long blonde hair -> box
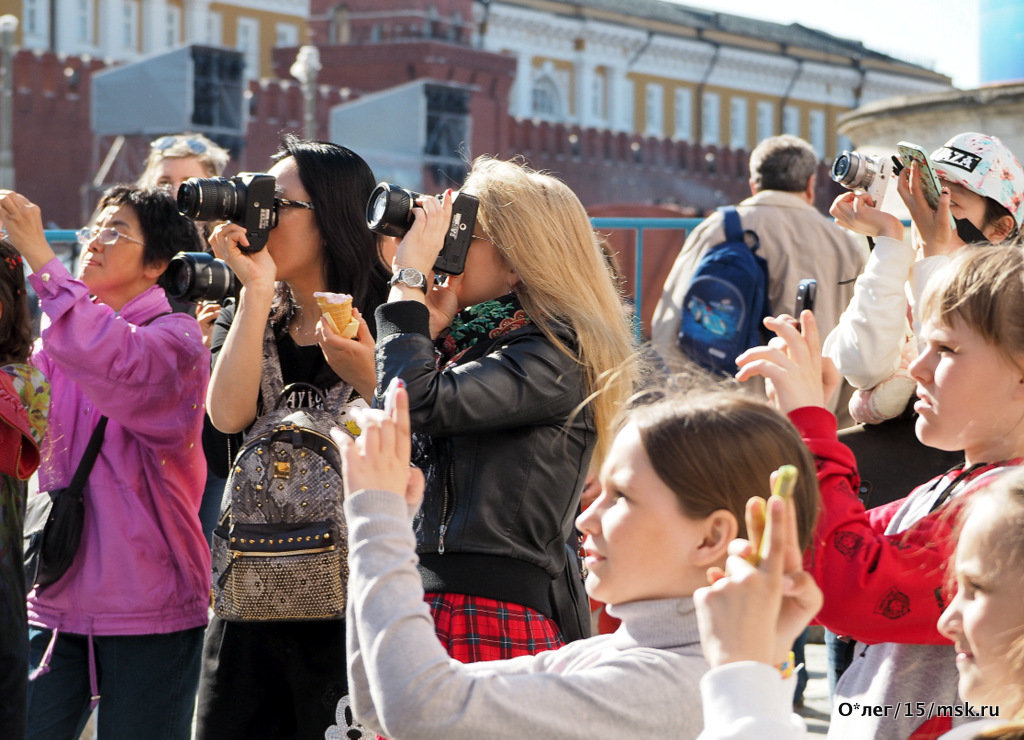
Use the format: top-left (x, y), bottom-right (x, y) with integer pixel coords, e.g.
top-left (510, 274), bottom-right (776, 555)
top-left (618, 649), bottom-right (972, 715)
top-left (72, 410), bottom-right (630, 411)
top-left (462, 156), bottom-right (636, 461)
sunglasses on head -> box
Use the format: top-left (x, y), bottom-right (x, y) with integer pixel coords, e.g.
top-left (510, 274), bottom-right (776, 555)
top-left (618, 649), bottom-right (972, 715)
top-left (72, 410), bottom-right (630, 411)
top-left (151, 136), bottom-right (209, 155)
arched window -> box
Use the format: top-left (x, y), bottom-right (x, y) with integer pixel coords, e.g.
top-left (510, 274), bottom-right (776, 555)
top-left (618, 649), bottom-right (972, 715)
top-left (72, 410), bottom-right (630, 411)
top-left (531, 75), bottom-right (562, 119)
top-left (330, 5), bottom-right (350, 45)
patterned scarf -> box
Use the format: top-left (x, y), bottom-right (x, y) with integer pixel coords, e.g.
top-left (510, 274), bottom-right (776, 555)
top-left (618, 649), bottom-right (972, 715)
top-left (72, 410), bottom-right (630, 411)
top-left (436, 293), bottom-right (532, 368)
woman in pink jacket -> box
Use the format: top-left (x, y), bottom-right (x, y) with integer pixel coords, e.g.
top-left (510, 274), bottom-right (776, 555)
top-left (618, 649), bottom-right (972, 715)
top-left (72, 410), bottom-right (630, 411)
top-left (0, 185), bottom-right (211, 740)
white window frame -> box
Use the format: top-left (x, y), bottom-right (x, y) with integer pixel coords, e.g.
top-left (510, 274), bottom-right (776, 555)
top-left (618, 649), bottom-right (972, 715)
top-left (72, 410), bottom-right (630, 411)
top-left (590, 73), bottom-right (604, 122)
top-left (207, 11), bottom-right (223, 46)
top-left (236, 17), bottom-right (260, 79)
top-left (165, 5), bottom-right (181, 47)
top-left (809, 110), bottom-right (826, 157)
top-left (645, 83), bottom-right (664, 137)
top-left (275, 22), bottom-right (298, 48)
top-left (530, 74), bottom-right (562, 120)
top-left (122, 0), bottom-right (139, 51)
top-left (783, 105), bottom-right (800, 137)
top-left (756, 100), bottom-right (774, 143)
top-left (674, 88), bottom-right (692, 141)
top-left (701, 91), bottom-right (720, 146)
top-left (730, 97), bottom-right (747, 150)
top-left (76, 0), bottom-right (92, 44)
top-left (23, 0), bottom-right (48, 45)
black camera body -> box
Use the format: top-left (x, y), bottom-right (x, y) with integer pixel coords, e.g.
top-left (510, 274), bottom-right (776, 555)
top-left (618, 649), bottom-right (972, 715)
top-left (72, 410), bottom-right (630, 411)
top-left (177, 173), bottom-right (278, 253)
top-left (365, 182), bottom-right (479, 276)
top-left (164, 251), bottom-right (240, 303)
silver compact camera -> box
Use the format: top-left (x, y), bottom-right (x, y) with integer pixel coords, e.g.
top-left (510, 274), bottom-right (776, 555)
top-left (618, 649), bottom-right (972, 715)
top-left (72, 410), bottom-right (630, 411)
top-left (830, 151), bottom-right (897, 205)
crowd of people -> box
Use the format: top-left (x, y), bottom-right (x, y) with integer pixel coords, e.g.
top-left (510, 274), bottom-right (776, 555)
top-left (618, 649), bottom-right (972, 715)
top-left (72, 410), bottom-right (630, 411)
top-left (1, 127), bottom-right (1024, 740)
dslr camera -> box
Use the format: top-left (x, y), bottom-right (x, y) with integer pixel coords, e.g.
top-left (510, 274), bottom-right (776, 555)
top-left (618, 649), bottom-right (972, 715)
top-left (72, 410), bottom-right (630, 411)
top-left (177, 173), bottom-right (277, 254)
top-left (830, 151), bottom-right (899, 205)
top-left (366, 182), bottom-right (479, 275)
top-left (164, 251), bottom-right (240, 303)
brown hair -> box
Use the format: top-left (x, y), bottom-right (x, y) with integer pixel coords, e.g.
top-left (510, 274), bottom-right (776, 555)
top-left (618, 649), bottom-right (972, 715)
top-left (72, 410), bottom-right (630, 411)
top-left (920, 245), bottom-right (1024, 368)
top-left (629, 390), bottom-right (819, 550)
top-left (0, 239), bottom-right (32, 365)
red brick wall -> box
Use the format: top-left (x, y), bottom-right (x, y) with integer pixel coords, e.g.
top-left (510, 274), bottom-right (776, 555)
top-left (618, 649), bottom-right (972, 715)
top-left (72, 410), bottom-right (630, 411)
top-left (9, 50), bottom-right (107, 228)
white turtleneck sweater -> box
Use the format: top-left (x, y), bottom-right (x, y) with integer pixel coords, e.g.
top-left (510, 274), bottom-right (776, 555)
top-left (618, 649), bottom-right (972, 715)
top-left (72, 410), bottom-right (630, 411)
top-left (342, 488), bottom-right (708, 740)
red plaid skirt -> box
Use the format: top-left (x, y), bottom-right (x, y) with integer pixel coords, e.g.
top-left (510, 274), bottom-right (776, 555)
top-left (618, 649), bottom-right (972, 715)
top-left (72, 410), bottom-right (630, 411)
top-left (426, 592), bottom-right (565, 662)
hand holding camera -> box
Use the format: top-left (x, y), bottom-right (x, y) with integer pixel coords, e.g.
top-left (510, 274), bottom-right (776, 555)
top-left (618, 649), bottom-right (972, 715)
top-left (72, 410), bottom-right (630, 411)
top-left (205, 220), bottom-right (277, 301)
top-left (168, 173), bottom-right (287, 302)
top-left (829, 190), bottom-right (905, 241)
top-left (366, 182), bottom-right (479, 277)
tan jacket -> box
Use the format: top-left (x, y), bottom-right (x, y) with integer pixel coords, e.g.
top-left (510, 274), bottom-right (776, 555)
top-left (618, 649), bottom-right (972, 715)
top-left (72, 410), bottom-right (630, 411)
top-left (651, 189), bottom-right (868, 421)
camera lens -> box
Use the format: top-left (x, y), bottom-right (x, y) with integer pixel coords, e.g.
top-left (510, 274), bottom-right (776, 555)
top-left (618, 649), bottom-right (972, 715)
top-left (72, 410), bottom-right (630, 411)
top-left (831, 153), bottom-right (852, 181)
top-left (366, 183), bottom-right (421, 238)
top-left (177, 177), bottom-right (240, 222)
top-left (830, 151), bottom-right (878, 192)
top-left (165, 251), bottom-right (239, 303)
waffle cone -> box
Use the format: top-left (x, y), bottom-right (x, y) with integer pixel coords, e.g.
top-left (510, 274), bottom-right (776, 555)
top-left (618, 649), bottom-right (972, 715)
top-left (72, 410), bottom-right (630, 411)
top-left (314, 292), bottom-right (355, 338)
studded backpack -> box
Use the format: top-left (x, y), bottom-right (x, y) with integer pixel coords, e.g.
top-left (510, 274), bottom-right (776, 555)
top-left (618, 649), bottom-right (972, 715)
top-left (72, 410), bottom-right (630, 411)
top-left (210, 325), bottom-right (365, 621)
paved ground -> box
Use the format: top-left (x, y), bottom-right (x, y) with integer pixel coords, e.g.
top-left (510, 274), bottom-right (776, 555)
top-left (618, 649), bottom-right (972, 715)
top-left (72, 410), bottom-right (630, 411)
top-left (800, 638), bottom-right (833, 736)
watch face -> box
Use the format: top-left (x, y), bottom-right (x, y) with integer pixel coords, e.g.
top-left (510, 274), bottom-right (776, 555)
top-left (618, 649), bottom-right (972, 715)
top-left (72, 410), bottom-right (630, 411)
top-left (401, 268), bottom-right (424, 287)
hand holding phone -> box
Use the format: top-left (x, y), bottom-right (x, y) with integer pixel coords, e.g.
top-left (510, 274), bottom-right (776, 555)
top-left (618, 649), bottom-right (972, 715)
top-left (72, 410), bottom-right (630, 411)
top-left (794, 278), bottom-right (817, 317)
top-left (896, 142), bottom-right (944, 211)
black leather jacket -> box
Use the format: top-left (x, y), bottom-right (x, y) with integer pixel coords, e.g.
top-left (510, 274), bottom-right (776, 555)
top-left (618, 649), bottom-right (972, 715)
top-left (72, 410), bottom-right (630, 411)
top-left (374, 301), bottom-right (594, 617)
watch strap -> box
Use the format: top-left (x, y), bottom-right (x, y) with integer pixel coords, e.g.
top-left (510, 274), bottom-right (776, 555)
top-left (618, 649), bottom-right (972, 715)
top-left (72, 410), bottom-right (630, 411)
top-left (390, 267), bottom-right (428, 294)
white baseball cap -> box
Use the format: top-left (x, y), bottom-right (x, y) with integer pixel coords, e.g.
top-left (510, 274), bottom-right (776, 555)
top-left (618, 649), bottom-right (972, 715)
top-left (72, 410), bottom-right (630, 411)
top-left (931, 132), bottom-right (1024, 228)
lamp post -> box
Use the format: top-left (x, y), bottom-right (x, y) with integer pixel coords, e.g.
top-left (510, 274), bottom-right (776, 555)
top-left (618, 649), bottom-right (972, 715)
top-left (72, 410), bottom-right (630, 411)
top-left (289, 45), bottom-right (321, 141)
top-left (0, 14), bottom-right (18, 190)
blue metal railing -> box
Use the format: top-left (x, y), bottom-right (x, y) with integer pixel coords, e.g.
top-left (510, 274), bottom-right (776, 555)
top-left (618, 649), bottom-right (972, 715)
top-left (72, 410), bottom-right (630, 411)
top-left (42, 221), bottom-right (698, 344)
top-left (590, 217), bottom-right (703, 343)
top-left (46, 216), bottom-right (897, 346)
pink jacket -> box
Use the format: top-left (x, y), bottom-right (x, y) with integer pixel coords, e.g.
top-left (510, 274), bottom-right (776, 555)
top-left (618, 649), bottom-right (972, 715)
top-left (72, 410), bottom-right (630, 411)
top-left (26, 258), bottom-right (210, 636)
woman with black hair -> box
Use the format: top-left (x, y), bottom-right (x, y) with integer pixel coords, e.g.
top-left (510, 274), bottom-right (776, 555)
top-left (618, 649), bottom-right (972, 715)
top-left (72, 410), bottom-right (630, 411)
top-left (0, 185), bottom-right (210, 739)
top-left (195, 136), bottom-right (388, 739)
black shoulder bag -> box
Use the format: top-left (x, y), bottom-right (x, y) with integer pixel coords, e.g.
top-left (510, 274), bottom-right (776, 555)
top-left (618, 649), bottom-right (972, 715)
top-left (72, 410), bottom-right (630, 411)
top-left (23, 416), bottom-right (108, 589)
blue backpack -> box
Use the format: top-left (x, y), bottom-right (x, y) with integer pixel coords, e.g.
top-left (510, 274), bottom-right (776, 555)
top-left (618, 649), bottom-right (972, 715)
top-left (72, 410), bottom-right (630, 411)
top-left (676, 206), bottom-right (769, 375)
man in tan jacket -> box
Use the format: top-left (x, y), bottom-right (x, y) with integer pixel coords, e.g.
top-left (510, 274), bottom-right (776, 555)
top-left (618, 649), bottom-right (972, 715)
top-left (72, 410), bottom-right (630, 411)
top-left (651, 134), bottom-right (868, 424)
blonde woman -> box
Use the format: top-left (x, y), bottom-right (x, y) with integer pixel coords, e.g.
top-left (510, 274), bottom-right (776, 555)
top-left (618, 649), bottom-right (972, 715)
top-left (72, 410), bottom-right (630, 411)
top-left (373, 156), bottom-right (635, 660)
top-left (136, 133), bottom-right (230, 193)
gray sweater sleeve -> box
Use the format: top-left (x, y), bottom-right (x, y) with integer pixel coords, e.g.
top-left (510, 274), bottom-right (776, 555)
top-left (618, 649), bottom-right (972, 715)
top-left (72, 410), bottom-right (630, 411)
top-left (345, 488), bottom-right (707, 740)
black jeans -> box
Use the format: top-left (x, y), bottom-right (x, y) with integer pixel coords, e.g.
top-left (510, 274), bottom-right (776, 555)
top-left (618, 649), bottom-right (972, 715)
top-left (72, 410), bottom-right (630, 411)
top-left (195, 616), bottom-right (348, 740)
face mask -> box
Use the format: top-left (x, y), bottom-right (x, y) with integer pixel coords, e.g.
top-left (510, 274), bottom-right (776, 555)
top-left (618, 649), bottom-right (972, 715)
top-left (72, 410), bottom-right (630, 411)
top-left (954, 216), bottom-right (988, 245)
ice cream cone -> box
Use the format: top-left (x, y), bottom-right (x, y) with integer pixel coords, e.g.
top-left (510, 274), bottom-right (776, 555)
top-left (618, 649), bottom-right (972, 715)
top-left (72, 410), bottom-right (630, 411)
top-left (314, 292), bottom-right (358, 339)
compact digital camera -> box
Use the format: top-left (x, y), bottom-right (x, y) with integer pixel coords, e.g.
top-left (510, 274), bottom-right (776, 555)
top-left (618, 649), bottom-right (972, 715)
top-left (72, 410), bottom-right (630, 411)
top-left (365, 182), bottom-right (479, 275)
top-left (164, 251), bottom-right (240, 303)
top-left (830, 151), bottom-right (898, 205)
top-left (177, 173), bottom-right (278, 253)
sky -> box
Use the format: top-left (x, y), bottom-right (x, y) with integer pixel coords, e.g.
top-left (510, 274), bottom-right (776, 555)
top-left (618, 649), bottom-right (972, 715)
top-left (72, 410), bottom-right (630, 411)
top-left (669, 0), bottom-right (981, 89)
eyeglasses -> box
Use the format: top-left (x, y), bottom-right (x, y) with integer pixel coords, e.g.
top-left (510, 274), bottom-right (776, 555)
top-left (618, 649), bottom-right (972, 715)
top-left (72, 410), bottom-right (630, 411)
top-left (150, 135), bottom-right (209, 155)
top-left (275, 197), bottom-right (315, 211)
top-left (76, 227), bottom-right (144, 246)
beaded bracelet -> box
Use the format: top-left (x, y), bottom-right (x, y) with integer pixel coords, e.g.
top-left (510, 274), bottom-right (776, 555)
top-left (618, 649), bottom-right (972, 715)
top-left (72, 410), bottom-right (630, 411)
top-left (776, 650), bottom-right (797, 680)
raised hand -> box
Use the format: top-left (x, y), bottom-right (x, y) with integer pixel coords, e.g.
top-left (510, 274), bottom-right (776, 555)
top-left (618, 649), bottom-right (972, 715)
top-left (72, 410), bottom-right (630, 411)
top-left (735, 310), bottom-right (840, 415)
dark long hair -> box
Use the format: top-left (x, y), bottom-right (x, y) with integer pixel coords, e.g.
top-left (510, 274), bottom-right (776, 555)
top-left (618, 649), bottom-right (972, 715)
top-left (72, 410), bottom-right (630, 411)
top-left (0, 239), bottom-right (32, 365)
top-left (269, 135), bottom-right (390, 330)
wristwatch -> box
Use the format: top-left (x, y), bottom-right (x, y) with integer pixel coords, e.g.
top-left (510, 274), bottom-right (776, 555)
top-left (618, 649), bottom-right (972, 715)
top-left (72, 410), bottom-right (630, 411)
top-left (389, 266), bottom-right (428, 294)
